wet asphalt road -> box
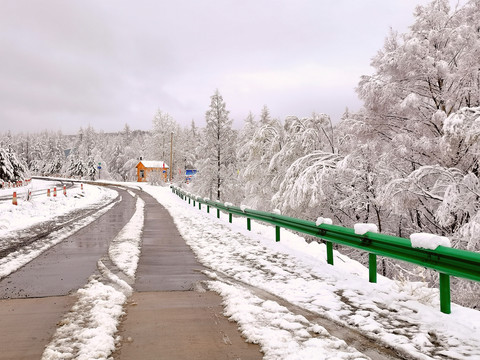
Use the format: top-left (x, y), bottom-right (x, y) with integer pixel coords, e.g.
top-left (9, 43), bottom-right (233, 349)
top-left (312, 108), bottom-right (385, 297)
top-left (0, 186), bottom-right (136, 299)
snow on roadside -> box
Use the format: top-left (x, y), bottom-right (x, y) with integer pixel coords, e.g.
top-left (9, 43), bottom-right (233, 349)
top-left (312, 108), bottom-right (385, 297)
top-left (0, 197), bottom-right (119, 279)
top-left (0, 183), bottom-right (119, 280)
top-left (141, 184), bottom-right (480, 360)
top-left (208, 280), bottom-right (369, 360)
top-left (42, 195), bottom-right (145, 360)
top-left (42, 278), bottom-right (127, 360)
top-left (0, 180), bottom-right (116, 236)
top-left (109, 197), bottom-right (145, 278)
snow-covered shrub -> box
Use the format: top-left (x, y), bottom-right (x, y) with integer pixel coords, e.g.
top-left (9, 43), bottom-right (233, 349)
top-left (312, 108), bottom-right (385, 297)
top-left (0, 148), bottom-right (29, 182)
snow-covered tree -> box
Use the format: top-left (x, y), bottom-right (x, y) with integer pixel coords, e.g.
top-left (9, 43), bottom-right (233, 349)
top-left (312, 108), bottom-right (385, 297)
top-left (183, 120), bottom-right (200, 171)
top-left (86, 156), bottom-right (98, 180)
top-left (240, 106), bottom-right (284, 210)
top-left (122, 123), bottom-right (132, 145)
top-left (75, 126), bottom-right (97, 159)
top-left (272, 151), bottom-right (341, 218)
top-left (381, 107), bottom-right (480, 249)
top-left (41, 131), bottom-right (67, 176)
top-left (66, 154), bottom-right (87, 179)
top-left (357, 0), bottom-right (480, 173)
top-left (270, 113), bottom-right (336, 191)
top-left (149, 110), bottom-right (176, 162)
top-left (0, 148), bottom-right (29, 182)
top-left (193, 90), bottom-right (236, 201)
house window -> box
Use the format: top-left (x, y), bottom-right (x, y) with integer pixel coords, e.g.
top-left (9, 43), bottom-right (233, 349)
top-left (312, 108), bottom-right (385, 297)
top-left (140, 169), bottom-right (145, 178)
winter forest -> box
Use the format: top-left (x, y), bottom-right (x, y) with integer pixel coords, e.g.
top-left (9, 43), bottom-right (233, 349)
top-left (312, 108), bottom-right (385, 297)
top-left (1, 1), bottom-right (480, 308)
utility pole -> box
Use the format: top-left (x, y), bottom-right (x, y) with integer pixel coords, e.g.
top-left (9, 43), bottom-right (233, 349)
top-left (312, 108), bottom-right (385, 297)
top-left (169, 131), bottom-right (173, 181)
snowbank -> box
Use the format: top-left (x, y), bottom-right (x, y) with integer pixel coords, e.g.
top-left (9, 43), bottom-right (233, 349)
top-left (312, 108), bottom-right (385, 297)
top-left (316, 217), bottom-right (333, 226)
top-left (0, 179), bottom-right (117, 236)
top-left (410, 232), bottom-right (451, 250)
top-left (354, 223), bottom-right (378, 235)
top-left (109, 197), bottom-right (145, 278)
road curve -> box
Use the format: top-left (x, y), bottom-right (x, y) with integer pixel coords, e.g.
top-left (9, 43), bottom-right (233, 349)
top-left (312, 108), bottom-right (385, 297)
top-left (0, 185), bottom-right (136, 299)
top-left (0, 183), bottom-right (136, 360)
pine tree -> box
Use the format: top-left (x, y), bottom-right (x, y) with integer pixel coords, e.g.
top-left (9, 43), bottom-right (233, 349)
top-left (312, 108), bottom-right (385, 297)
top-left (66, 155), bottom-right (87, 179)
top-left (194, 90), bottom-right (236, 201)
top-left (86, 156), bottom-right (97, 180)
top-left (0, 148), bottom-right (29, 182)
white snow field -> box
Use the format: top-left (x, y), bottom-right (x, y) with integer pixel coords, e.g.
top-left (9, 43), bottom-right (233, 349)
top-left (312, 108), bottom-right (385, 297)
top-left (0, 179), bottom-right (117, 237)
top-left (1, 180), bottom-right (479, 359)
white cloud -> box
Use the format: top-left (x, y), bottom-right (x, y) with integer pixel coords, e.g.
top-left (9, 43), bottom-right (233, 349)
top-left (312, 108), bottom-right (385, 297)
top-left (224, 64), bottom-right (364, 92)
top-left (0, 0), bottom-right (459, 133)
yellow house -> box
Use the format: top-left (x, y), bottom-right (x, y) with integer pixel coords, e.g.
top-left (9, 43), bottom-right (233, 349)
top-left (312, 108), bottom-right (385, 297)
top-left (135, 160), bottom-right (169, 182)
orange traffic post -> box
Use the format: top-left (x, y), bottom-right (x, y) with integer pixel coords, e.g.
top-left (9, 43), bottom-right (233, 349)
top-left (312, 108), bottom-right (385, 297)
top-left (12, 191), bottom-right (17, 205)
top-left (63, 185), bottom-right (67, 196)
top-left (47, 188), bottom-right (51, 197)
top-left (53, 187), bottom-right (57, 197)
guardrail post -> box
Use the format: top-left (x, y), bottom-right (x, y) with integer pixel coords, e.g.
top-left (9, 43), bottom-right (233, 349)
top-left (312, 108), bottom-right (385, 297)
top-left (193, 200), bottom-right (196, 207)
top-left (199, 202), bottom-right (202, 210)
top-left (369, 253), bottom-right (377, 283)
top-left (440, 273), bottom-right (451, 314)
top-left (326, 242), bottom-right (334, 265)
top-left (276, 225), bottom-right (280, 242)
top-left (207, 205), bottom-right (210, 213)
top-left (247, 218), bottom-right (251, 231)
top-left (188, 197), bottom-right (191, 204)
top-left (217, 209), bottom-right (220, 219)
top-left (229, 213), bottom-right (233, 223)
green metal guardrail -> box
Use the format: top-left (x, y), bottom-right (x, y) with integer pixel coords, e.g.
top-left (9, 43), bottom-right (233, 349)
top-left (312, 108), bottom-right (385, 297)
top-left (171, 186), bottom-right (480, 314)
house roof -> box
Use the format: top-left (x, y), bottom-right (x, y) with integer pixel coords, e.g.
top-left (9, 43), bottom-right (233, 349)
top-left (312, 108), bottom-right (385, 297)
top-left (136, 160), bottom-right (169, 169)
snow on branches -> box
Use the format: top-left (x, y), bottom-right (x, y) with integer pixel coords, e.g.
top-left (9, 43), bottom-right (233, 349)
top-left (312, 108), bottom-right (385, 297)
top-left (0, 148), bottom-right (28, 182)
top-left (273, 151), bottom-right (341, 213)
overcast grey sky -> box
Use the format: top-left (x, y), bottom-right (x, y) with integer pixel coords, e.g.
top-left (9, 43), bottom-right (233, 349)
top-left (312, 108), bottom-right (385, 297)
top-left (1, 0), bottom-right (445, 134)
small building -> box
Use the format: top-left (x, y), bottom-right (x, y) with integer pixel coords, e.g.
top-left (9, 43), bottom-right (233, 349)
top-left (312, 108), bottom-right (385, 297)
top-left (136, 160), bottom-right (169, 182)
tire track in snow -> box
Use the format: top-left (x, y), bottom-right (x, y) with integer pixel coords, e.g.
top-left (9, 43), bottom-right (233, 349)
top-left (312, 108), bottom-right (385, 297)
top-left (203, 267), bottom-right (407, 360)
top-left (0, 193), bottom-right (120, 259)
top-left (0, 195), bottom-right (121, 280)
